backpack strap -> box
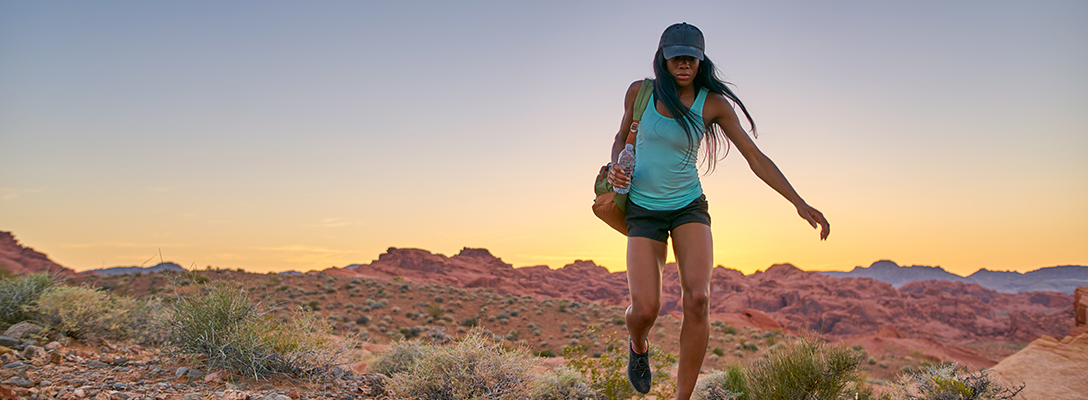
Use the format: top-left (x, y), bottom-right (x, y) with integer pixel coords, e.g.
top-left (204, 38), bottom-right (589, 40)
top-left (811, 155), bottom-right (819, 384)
top-left (626, 78), bottom-right (654, 146)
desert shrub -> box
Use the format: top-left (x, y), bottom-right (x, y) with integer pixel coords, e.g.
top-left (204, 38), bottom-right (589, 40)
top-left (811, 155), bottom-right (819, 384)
top-left (890, 364), bottom-right (1023, 400)
top-left (745, 337), bottom-right (871, 400)
top-left (694, 364), bottom-right (748, 400)
top-left (530, 365), bottom-right (599, 400)
top-left (0, 273), bottom-right (53, 330)
top-left (34, 285), bottom-right (167, 342)
top-left (163, 282), bottom-right (349, 379)
top-left (564, 339), bottom-right (678, 400)
top-left (388, 329), bottom-right (536, 399)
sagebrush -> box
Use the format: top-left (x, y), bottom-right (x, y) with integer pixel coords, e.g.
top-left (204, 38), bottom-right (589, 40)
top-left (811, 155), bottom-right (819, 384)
top-left (388, 329), bottom-right (537, 400)
top-left (564, 338), bottom-right (678, 400)
top-left (163, 281), bottom-right (350, 379)
top-left (530, 365), bottom-right (599, 400)
top-left (891, 364), bottom-right (1023, 400)
top-left (0, 273), bottom-right (53, 330)
top-left (35, 285), bottom-right (167, 343)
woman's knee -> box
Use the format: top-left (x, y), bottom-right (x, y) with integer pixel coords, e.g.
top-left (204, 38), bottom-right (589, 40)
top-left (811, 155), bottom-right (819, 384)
top-left (682, 291), bottom-right (710, 314)
top-left (629, 301), bottom-right (661, 322)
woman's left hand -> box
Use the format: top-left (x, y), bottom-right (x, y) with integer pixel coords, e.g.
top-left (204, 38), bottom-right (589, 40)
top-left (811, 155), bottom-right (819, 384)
top-left (796, 204), bottom-right (830, 240)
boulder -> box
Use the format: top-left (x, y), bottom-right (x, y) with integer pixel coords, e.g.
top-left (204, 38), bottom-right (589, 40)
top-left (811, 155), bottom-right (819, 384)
top-left (1, 322), bottom-right (41, 340)
top-left (991, 333), bottom-right (1088, 400)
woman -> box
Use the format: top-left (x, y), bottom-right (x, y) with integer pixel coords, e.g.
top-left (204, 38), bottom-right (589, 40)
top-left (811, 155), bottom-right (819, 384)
top-left (608, 23), bottom-right (830, 399)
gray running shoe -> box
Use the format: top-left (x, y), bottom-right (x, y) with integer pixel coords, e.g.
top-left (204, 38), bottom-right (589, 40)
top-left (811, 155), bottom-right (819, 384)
top-left (627, 337), bottom-right (652, 394)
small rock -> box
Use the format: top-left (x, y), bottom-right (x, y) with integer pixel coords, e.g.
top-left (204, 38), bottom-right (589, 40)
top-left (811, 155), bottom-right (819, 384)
top-left (258, 395), bottom-right (291, 400)
top-left (39, 380), bottom-right (52, 386)
top-left (0, 346), bottom-right (12, 355)
top-left (111, 383), bottom-right (128, 390)
top-left (175, 367), bottom-right (190, 379)
top-left (180, 393), bottom-right (202, 400)
top-left (224, 383), bottom-right (239, 391)
top-left (185, 369), bottom-right (205, 380)
top-left (74, 388), bottom-right (86, 397)
top-left (260, 384), bottom-right (274, 390)
top-left (44, 342), bottom-right (62, 351)
top-left (50, 353), bottom-right (62, 364)
top-left (2, 322), bottom-right (43, 340)
top-left (23, 346), bottom-right (47, 361)
top-left (9, 377), bottom-right (34, 387)
top-left (3, 362), bottom-right (23, 369)
top-left (85, 360), bottom-right (110, 368)
top-left (111, 357), bottom-right (129, 366)
top-left (0, 337), bottom-right (17, 347)
top-left (203, 370), bottom-right (225, 383)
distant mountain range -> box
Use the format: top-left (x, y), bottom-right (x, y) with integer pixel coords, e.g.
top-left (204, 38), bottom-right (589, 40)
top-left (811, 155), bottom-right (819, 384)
top-left (85, 262), bottom-right (186, 275)
top-left (819, 260), bottom-right (1088, 294)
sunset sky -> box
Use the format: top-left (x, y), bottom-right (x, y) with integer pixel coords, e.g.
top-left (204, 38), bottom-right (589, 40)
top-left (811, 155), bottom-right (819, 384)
top-left (2, 1), bottom-right (1086, 276)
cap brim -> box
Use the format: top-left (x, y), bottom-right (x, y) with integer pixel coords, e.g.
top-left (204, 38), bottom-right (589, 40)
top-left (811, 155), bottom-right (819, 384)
top-left (663, 45), bottom-right (704, 60)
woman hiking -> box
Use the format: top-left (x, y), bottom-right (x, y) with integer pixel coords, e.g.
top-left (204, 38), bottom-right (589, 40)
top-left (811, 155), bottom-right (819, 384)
top-left (608, 22), bottom-right (830, 399)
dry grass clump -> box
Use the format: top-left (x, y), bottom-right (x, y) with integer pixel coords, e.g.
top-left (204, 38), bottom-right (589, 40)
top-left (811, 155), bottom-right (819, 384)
top-left (163, 281), bottom-right (351, 380)
top-left (369, 339), bottom-right (425, 377)
top-left (530, 365), bottom-right (598, 400)
top-left (889, 364), bottom-right (1023, 400)
top-left (0, 273), bottom-right (53, 330)
top-left (695, 336), bottom-right (872, 400)
top-left (35, 285), bottom-right (167, 343)
top-left (387, 329), bottom-right (537, 400)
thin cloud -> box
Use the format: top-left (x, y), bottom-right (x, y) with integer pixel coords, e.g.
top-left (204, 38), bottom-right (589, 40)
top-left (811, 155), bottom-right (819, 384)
top-left (0, 187), bottom-right (45, 200)
top-left (309, 218), bottom-right (351, 228)
top-left (61, 242), bottom-right (185, 249)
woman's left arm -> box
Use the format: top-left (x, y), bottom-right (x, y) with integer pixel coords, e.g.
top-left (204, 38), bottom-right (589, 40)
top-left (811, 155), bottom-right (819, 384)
top-left (706, 94), bottom-right (830, 240)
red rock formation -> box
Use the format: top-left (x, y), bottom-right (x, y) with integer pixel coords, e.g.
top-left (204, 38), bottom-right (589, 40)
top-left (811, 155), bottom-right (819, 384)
top-left (339, 248), bottom-right (1073, 346)
top-left (991, 333), bottom-right (1088, 400)
top-left (1072, 286), bottom-right (1088, 337)
top-left (0, 231), bottom-right (76, 276)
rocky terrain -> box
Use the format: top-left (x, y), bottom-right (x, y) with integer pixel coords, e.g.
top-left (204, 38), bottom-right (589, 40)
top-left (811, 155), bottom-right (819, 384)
top-left (1, 231), bottom-right (1084, 398)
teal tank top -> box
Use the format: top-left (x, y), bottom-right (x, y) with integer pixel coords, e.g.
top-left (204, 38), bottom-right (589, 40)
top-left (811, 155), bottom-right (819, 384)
top-left (629, 87), bottom-right (708, 211)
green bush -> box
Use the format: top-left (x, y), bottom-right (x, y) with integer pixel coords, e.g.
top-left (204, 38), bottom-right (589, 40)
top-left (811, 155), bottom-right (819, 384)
top-left (744, 337), bottom-right (871, 400)
top-left (163, 282), bottom-right (349, 379)
top-left (530, 365), bottom-right (599, 400)
top-left (371, 340), bottom-right (426, 377)
top-left (0, 273), bottom-right (53, 330)
top-left (34, 285), bottom-right (167, 343)
top-left (564, 339), bottom-right (678, 400)
top-left (694, 364), bottom-right (748, 400)
top-left (388, 329), bottom-right (536, 400)
top-left (890, 364), bottom-right (1023, 400)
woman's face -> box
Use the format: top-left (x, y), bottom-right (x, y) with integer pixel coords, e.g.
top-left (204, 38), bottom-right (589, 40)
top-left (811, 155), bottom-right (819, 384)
top-left (667, 56), bottom-right (700, 87)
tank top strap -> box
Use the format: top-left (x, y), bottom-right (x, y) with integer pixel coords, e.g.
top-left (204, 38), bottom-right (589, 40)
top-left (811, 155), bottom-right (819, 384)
top-left (692, 87), bottom-right (709, 115)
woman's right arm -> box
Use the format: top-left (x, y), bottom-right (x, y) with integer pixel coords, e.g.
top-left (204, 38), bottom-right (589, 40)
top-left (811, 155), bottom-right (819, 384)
top-left (608, 81), bottom-right (644, 188)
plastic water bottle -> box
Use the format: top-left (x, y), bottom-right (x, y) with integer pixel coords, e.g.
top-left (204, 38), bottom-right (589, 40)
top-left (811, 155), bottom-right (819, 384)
top-left (614, 144), bottom-right (635, 194)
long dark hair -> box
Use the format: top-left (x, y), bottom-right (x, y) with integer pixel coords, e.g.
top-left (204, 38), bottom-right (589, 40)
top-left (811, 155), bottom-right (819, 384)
top-left (652, 48), bottom-right (756, 172)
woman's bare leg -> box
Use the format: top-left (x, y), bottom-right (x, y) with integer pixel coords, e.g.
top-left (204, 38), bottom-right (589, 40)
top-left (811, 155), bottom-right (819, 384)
top-left (625, 236), bottom-right (668, 354)
top-left (670, 222), bottom-right (714, 400)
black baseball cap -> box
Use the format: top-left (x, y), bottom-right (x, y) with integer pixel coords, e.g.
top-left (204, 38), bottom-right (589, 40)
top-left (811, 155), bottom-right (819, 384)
top-left (659, 23), bottom-right (705, 60)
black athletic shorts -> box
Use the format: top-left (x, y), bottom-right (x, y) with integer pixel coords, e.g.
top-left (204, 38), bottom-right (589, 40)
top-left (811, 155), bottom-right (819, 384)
top-left (625, 194), bottom-right (711, 242)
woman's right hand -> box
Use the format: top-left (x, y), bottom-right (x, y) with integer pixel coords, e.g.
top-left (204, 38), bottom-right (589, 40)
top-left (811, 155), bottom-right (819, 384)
top-left (607, 163), bottom-right (630, 189)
